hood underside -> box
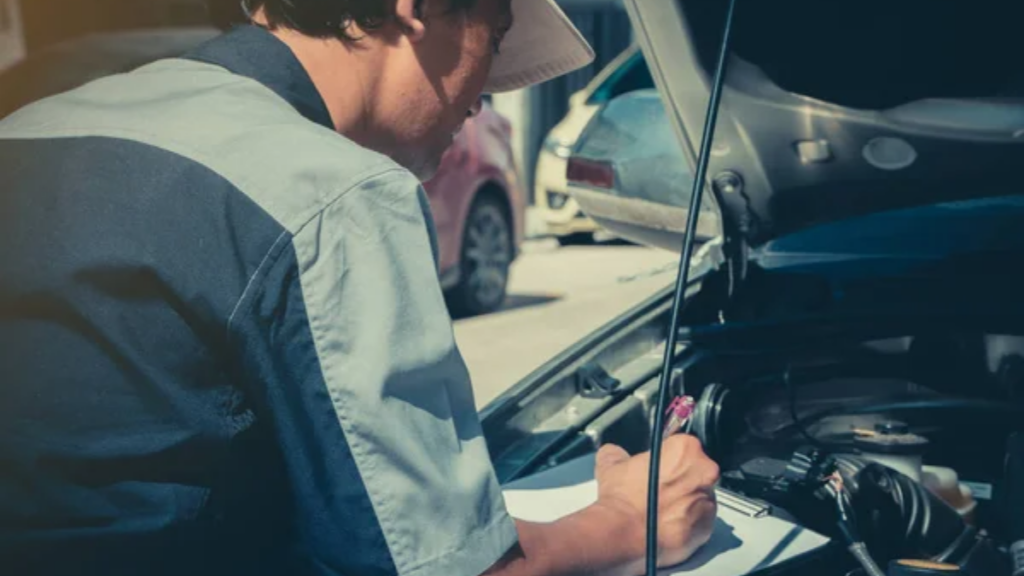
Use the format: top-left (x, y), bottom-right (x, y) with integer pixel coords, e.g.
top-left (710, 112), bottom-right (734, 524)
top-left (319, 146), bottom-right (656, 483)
top-left (621, 0), bottom-right (1024, 247)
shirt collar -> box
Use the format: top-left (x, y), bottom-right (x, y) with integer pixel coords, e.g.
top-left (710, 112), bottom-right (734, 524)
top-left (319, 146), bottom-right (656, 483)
top-left (183, 25), bottom-right (335, 131)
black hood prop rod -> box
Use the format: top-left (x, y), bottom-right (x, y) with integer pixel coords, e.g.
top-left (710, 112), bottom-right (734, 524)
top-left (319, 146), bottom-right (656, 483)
top-left (644, 1), bottom-right (739, 575)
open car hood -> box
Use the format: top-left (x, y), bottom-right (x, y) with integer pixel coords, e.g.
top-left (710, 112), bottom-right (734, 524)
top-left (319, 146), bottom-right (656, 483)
top-left (613, 0), bottom-right (1024, 249)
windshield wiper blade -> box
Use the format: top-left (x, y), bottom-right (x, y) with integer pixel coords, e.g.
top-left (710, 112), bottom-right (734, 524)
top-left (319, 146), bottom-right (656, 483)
top-left (645, 1), bottom-right (740, 575)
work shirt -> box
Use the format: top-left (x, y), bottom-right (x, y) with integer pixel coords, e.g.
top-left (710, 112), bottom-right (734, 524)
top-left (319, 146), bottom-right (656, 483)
top-left (0, 24), bottom-right (518, 576)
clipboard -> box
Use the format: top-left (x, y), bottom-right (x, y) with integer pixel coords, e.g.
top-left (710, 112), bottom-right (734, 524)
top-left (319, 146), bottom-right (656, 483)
top-left (501, 452), bottom-right (831, 575)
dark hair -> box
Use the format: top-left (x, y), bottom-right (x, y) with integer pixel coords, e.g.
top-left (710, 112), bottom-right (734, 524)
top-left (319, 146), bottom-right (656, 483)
top-left (208, 0), bottom-right (473, 42)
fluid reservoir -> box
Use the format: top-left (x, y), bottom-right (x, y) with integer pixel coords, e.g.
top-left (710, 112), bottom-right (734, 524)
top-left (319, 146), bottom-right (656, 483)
top-left (853, 421), bottom-right (928, 482)
top-left (921, 465), bottom-right (977, 526)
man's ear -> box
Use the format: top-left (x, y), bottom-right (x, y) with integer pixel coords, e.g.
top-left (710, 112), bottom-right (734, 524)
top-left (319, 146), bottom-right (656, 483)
top-left (394, 0), bottom-right (427, 42)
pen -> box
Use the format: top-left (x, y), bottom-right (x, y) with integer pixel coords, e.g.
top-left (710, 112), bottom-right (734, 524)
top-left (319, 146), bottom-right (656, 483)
top-left (662, 395), bottom-right (696, 437)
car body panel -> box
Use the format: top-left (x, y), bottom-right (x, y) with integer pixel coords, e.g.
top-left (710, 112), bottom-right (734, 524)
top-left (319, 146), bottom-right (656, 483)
top-left (533, 45), bottom-right (652, 238)
top-left (566, 89), bottom-right (720, 251)
top-left (425, 103), bottom-right (525, 282)
top-left (599, 0), bottom-right (1024, 250)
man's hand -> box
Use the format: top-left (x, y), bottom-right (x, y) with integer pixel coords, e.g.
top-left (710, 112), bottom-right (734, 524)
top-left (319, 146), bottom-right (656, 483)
top-left (593, 435), bottom-right (720, 573)
top-left (482, 435), bottom-right (720, 576)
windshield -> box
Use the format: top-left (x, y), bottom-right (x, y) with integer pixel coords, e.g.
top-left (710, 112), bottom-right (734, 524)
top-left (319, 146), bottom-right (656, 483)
top-left (589, 50), bottom-right (654, 105)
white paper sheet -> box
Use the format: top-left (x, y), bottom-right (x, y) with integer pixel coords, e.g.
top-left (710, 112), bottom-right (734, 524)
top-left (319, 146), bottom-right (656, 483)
top-left (502, 453), bottom-right (831, 575)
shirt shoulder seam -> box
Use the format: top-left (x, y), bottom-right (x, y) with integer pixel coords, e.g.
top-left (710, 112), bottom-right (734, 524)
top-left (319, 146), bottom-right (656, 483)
top-left (223, 166), bottom-right (413, 342)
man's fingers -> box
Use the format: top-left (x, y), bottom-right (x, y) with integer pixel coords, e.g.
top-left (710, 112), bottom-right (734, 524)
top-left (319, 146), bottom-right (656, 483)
top-left (661, 435), bottom-right (717, 472)
top-left (663, 433), bottom-right (706, 457)
top-left (595, 443), bottom-right (630, 476)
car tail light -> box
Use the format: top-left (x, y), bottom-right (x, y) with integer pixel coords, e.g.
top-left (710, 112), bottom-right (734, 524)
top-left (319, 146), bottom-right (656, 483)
top-left (566, 157), bottom-right (615, 190)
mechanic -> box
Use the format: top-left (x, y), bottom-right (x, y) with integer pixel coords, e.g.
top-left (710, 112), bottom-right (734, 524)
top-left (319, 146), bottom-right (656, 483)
top-left (0, 0), bottom-right (719, 575)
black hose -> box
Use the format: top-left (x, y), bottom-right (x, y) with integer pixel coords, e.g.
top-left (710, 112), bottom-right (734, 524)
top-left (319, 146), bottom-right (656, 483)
top-left (750, 397), bottom-right (1024, 443)
top-left (833, 476), bottom-right (884, 576)
top-left (785, 367), bottom-right (824, 448)
top-left (802, 398), bottom-right (1024, 427)
top-left (847, 542), bottom-right (887, 576)
top-left (644, 0), bottom-right (739, 574)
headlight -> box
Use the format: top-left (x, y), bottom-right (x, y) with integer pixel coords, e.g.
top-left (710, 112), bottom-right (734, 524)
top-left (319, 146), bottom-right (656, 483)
top-left (547, 191), bottom-right (570, 210)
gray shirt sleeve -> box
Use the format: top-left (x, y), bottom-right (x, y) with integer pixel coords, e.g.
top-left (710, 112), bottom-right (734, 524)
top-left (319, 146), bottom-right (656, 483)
top-left (276, 168), bottom-right (519, 576)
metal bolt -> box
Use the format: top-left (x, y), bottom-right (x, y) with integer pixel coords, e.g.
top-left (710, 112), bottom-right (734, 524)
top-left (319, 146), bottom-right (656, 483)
top-left (713, 171), bottom-right (743, 195)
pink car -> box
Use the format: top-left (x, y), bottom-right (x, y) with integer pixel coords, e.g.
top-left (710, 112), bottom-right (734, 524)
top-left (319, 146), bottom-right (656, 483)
top-left (0, 28), bottom-right (526, 317)
top-left (425, 101), bottom-right (526, 316)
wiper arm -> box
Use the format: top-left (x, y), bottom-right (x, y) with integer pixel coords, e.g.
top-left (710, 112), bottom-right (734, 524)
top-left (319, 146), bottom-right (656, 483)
top-left (645, 1), bottom-right (740, 575)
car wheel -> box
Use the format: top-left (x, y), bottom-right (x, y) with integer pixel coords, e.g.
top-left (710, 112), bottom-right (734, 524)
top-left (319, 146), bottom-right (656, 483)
top-left (446, 196), bottom-right (512, 317)
top-left (556, 232), bottom-right (594, 246)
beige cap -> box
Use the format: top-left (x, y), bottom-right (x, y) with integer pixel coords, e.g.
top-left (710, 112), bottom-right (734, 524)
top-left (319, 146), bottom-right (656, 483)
top-left (484, 0), bottom-right (596, 93)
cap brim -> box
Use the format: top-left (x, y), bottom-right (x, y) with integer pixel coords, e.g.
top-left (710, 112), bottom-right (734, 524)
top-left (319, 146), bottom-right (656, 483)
top-left (484, 0), bottom-right (596, 93)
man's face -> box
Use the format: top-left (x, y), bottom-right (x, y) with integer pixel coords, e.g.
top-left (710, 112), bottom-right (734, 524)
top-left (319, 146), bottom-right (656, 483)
top-left (376, 0), bottom-right (513, 179)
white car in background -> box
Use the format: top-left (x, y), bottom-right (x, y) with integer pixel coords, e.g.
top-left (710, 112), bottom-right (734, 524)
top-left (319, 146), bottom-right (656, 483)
top-left (532, 44), bottom-right (652, 245)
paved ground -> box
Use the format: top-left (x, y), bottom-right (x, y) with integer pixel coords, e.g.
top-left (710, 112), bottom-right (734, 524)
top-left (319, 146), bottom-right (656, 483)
top-left (453, 238), bottom-right (680, 409)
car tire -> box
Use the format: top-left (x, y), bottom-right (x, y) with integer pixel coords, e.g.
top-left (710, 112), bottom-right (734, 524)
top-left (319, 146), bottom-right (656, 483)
top-left (445, 195), bottom-right (513, 318)
top-left (556, 232), bottom-right (594, 247)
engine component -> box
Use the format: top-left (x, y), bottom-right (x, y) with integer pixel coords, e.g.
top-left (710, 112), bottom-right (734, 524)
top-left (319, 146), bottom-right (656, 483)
top-left (887, 559), bottom-right (964, 575)
top-left (840, 460), bottom-right (1006, 576)
top-left (778, 446), bottom-right (838, 492)
top-left (691, 382), bottom-right (730, 457)
top-left (830, 471), bottom-right (886, 576)
top-left (843, 460), bottom-right (968, 561)
top-left (852, 421), bottom-right (929, 482)
top-left (921, 466), bottom-right (977, 526)
top-left (576, 363), bottom-right (621, 398)
top-left (725, 447), bottom-right (1008, 576)
top-left (730, 446), bottom-right (836, 499)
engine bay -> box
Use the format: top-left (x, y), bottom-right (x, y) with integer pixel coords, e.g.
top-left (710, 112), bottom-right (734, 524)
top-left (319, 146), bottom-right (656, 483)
top-left (520, 326), bottom-right (1024, 576)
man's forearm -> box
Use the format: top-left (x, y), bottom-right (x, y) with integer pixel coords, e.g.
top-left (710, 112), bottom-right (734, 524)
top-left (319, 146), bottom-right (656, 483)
top-left (485, 505), bottom-right (643, 576)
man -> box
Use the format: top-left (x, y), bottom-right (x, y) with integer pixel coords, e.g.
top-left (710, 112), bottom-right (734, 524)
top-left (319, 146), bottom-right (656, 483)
top-left (0, 0), bottom-right (719, 575)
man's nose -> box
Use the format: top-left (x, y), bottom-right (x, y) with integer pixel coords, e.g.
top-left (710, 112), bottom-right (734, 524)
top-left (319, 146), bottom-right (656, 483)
top-left (467, 97), bottom-right (483, 118)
